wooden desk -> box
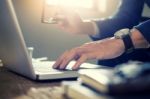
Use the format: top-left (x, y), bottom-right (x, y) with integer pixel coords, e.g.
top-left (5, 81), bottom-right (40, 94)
top-left (1, 66), bottom-right (150, 99)
top-left (0, 67), bottom-right (64, 99)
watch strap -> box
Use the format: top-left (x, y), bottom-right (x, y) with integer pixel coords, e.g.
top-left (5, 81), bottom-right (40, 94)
top-left (122, 34), bottom-right (134, 53)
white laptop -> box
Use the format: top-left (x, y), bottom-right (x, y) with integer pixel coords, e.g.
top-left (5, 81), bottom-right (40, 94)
top-left (0, 0), bottom-right (100, 80)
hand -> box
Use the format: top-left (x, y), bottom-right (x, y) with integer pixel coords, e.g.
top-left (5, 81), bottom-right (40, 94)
top-left (53, 37), bottom-right (125, 70)
top-left (54, 7), bottom-right (96, 35)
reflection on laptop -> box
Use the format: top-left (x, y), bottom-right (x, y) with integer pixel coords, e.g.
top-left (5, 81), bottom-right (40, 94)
top-left (0, 0), bottom-right (100, 80)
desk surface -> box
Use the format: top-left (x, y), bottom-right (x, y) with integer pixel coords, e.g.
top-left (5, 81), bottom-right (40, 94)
top-left (1, 66), bottom-right (150, 99)
top-left (0, 67), bottom-right (64, 99)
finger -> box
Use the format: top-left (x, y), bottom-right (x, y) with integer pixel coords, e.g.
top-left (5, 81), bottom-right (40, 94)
top-left (54, 15), bottom-right (67, 24)
top-left (72, 54), bottom-right (87, 70)
top-left (53, 51), bottom-right (68, 69)
top-left (53, 15), bottom-right (69, 29)
top-left (58, 51), bottom-right (77, 70)
top-left (58, 21), bottom-right (68, 28)
top-left (53, 55), bottom-right (63, 69)
top-left (72, 53), bottom-right (95, 70)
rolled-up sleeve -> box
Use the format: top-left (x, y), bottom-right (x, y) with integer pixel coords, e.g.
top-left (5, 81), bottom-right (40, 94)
top-left (135, 20), bottom-right (150, 43)
top-left (90, 0), bottom-right (145, 41)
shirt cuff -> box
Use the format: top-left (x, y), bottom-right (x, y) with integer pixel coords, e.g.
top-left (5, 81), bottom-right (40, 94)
top-left (134, 20), bottom-right (150, 43)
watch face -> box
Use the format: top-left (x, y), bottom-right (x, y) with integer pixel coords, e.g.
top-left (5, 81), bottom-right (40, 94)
top-left (114, 28), bottom-right (130, 38)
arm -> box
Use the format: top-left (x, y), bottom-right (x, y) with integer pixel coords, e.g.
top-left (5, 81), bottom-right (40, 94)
top-left (90, 0), bottom-right (145, 40)
top-left (53, 20), bottom-right (150, 70)
top-left (54, 0), bottom-right (144, 38)
top-left (134, 19), bottom-right (150, 47)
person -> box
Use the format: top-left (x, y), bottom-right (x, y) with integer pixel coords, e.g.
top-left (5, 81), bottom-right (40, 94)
top-left (52, 0), bottom-right (150, 70)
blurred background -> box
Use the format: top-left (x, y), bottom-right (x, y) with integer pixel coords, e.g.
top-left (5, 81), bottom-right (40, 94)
top-left (12, 0), bottom-right (150, 62)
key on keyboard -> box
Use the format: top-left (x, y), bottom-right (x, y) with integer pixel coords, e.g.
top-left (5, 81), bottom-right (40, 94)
top-left (33, 61), bottom-right (61, 73)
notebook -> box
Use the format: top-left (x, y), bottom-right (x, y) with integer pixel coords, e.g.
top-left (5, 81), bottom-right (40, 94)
top-left (79, 63), bottom-right (150, 94)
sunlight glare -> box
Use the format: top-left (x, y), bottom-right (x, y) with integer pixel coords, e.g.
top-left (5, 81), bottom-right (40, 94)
top-left (45, 0), bottom-right (93, 8)
top-left (98, 0), bottom-right (107, 12)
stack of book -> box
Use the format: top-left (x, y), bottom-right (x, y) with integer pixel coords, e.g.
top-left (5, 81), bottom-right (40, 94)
top-left (61, 69), bottom-right (115, 99)
top-left (61, 66), bottom-right (150, 99)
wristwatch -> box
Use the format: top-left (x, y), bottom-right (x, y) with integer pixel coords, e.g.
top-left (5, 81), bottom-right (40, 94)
top-left (114, 28), bottom-right (134, 53)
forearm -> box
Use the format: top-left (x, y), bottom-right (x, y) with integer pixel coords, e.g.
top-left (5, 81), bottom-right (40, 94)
top-left (89, 0), bottom-right (144, 41)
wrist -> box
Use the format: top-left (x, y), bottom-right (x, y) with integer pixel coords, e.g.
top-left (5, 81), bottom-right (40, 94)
top-left (82, 21), bottom-right (97, 35)
top-left (114, 37), bottom-right (125, 52)
top-left (114, 29), bottom-right (134, 53)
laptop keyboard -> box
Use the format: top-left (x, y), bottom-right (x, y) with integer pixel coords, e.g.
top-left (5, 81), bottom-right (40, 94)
top-left (33, 61), bottom-right (63, 74)
top-left (32, 60), bottom-right (102, 74)
top-left (32, 61), bottom-right (75, 74)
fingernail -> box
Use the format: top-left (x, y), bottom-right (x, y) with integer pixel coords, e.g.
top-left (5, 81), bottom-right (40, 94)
top-left (59, 66), bottom-right (65, 70)
top-left (53, 65), bottom-right (57, 69)
top-left (53, 66), bottom-right (57, 69)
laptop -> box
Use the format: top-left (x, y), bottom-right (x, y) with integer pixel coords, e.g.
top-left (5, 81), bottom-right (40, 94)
top-left (0, 0), bottom-right (101, 80)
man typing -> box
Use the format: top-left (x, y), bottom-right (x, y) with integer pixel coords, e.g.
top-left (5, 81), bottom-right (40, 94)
top-left (52, 0), bottom-right (150, 69)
